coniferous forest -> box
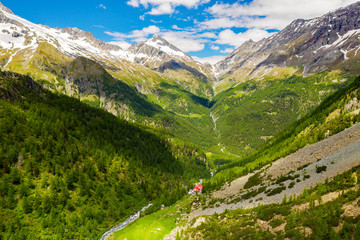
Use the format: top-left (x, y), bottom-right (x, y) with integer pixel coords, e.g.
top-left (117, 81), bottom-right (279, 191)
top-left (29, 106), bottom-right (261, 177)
top-left (0, 71), bottom-right (209, 239)
top-left (1, 2), bottom-right (360, 239)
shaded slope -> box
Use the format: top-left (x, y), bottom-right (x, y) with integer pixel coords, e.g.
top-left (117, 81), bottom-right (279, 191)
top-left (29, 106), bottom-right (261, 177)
top-left (0, 71), bottom-right (210, 239)
top-left (66, 56), bottom-right (159, 119)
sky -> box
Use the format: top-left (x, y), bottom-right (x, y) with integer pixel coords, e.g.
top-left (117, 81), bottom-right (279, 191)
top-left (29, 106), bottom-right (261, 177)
top-left (2, 0), bottom-right (359, 64)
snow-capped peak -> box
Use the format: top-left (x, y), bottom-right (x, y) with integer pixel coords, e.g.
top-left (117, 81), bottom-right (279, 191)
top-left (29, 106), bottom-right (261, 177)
top-left (0, 2), bottom-right (13, 14)
top-left (144, 34), bottom-right (187, 58)
top-left (0, 2), bottom-right (205, 74)
top-left (0, 2), bottom-right (128, 63)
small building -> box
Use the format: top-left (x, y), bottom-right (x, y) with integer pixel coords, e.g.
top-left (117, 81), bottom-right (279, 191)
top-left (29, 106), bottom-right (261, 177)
top-left (188, 184), bottom-right (203, 194)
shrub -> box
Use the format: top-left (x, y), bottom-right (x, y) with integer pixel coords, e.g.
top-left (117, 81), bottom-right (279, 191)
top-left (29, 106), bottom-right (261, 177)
top-left (244, 172), bottom-right (263, 189)
top-left (303, 175), bottom-right (310, 180)
top-left (269, 218), bottom-right (285, 228)
top-left (316, 165), bottom-right (327, 173)
top-left (288, 181), bottom-right (295, 188)
top-left (267, 186), bottom-right (286, 196)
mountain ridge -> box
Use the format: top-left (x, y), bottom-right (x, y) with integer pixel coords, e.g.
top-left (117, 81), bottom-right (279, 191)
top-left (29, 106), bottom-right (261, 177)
top-left (1, 1), bottom-right (360, 158)
top-left (214, 1), bottom-right (360, 92)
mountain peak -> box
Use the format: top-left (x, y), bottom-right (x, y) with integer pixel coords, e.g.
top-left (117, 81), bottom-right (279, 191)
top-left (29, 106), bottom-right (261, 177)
top-left (147, 34), bottom-right (171, 46)
top-left (151, 33), bottom-right (161, 40)
top-left (0, 2), bottom-right (13, 14)
top-left (144, 34), bottom-right (187, 58)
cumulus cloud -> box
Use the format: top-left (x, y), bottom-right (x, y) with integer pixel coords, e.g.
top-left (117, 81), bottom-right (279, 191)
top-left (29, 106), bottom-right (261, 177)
top-left (105, 25), bottom-right (160, 42)
top-left (161, 31), bottom-right (206, 52)
top-left (108, 41), bottom-right (132, 50)
top-left (105, 25), bottom-right (210, 53)
top-left (216, 28), bottom-right (274, 47)
top-left (200, 17), bottom-right (246, 30)
top-left (127, 0), bottom-right (210, 15)
top-left (193, 55), bottom-right (225, 65)
top-left (107, 0), bottom-right (358, 59)
top-left (206, 0), bottom-right (359, 30)
top-left (172, 25), bottom-right (182, 30)
top-left (220, 48), bottom-right (234, 54)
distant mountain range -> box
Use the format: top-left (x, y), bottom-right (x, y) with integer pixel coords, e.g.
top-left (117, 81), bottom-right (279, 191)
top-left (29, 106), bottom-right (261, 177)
top-left (1, 1), bottom-right (360, 93)
top-left (215, 1), bottom-right (360, 92)
top-left (0, 1), bottom-right (360, 156)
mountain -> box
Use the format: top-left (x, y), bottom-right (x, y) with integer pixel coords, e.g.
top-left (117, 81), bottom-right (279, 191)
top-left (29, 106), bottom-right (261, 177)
top-left (0, 71), bottom-right (210, 239)
top-left (0, 3), bottom-right (213, 98)
top-left (1, 1), bottom-right (360, 159)
top-left (0, 3), bottom-right (220, 152)
top-left (207, 2), bottom-right (360, 156)
top-left (128, 34), bottom-right (193, 67)
top-left (214, 1), bottom-right (360, 92)
top-left (206, 75), bottom-right (360, 192)
top-left (128, 34), bottom-right (214, 97)
top-left (2, 2), bottom-right (360, 238)
top-left (0, 3), bottom-right (126, 62)
top-left (180, 76), bottom-right (360, 240)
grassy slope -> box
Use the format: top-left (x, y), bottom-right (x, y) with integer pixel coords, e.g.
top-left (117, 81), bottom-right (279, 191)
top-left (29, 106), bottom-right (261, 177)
top-left (211, 71), bottom-right (349, 156)
top-left (2, 44), bottom-right (220, 154)
top-left (203, 75), bottom-right (360, 193)
top-left (3, 43), bottom-right (358, 164)
top-left (110, 196), bottom-right (193, 240)
top-left (0, 71), bottom-right (210, 239)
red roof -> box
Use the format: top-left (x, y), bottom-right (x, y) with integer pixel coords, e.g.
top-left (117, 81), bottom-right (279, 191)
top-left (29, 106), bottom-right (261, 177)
top-left (192, 184), bottom-right (203, 192)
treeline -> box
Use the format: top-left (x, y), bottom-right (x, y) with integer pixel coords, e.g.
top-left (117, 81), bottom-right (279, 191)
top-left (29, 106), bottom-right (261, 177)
top-left (203, 75), bottom-right (360, 193)
top-left (0, 71), bottom-right (209, 239)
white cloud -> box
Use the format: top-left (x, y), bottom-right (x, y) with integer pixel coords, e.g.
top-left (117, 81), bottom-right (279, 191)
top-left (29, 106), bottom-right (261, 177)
top-left (206, 0), bottom-right (359, 30)
top-left (200, 18), bottom-right (246, 30)
top-left (210, 45), bottom-right (219, 50)
top-left (172, 25), bottom-right (182, 30)
top-left (139, 15), bottom-right (145, 20)
top-left (105, 26), bottom-right (208, 52)
top-left (197, 32), bottom-right (217, 39)
top-left (98, 4), bottom-right (106, 10)
top-left (220, 48), bottom-right (234, 54)
top-left (105, 25), bottom-right (160, 42)
top-left (127, 0), bottom-right (140, 7)
top-left (216, 28), bottom-right (273, 47)
top-left (161, 31), bottom-right (205, 52)
top-left (150, 19), bottom-right (163, 23)
top-left (108, 41), bottom-right (132, 50)
top-left (193, 55), bottom-right (225, 65)
top-left (127, 0), bottom-right (210, 15)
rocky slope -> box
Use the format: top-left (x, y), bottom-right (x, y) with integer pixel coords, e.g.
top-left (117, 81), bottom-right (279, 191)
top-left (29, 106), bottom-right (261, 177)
top-left (214, 1), bottom-right (360, 92)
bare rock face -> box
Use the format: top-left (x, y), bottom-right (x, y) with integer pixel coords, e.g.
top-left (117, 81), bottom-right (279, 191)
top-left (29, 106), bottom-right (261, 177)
top-left (60, 27), bottom-right (122, 52)
top-left (0, 2), bottom-right (13, 14)
top-left (0, 10), bottom-right (23, 26)
top-left (215, 2), bottom-right (360, 79)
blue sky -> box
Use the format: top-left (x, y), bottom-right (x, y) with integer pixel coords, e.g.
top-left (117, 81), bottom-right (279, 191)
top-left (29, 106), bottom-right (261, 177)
top-left (2, 0), bottom-right (358, 63)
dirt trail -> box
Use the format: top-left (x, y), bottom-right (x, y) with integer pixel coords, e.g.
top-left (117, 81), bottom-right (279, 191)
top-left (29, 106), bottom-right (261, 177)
top-left (188, 123), bottom-right (360, 220)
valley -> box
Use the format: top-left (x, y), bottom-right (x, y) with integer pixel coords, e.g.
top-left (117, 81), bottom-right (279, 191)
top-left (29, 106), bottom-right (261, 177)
top-left (1, 1), bottom-right (360, 239)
